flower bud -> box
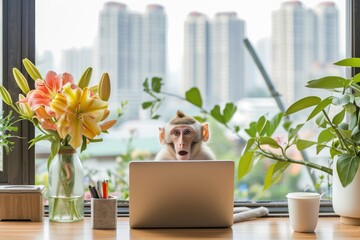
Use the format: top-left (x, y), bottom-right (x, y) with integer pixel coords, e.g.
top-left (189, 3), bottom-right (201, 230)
top-left (98, 73), bottom-right (111, 101)
top-left (13, 68), bottom-right (30, 94)
top-left (18, 94), bottom-right (33, 118)
top-left (0, 86), bottom-right (13, 105)
top-left (78, 67), bottom-right (92, 89)
top-left (100, 119), bottom-right (117, 131)
top-left (22, 58), bottom-right (42, 80)
top-left (100, 109), bottom-right (110, 121)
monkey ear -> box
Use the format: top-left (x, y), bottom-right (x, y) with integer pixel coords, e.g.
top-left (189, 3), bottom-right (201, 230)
top-left (159, 127), bottom-right (166, 144)
top-left (202, 123), bottom-right (210, 142)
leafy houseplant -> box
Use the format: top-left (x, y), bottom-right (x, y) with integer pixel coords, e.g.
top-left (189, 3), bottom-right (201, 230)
top-left (0, 59), bottom-right (117, 222)
top-left (142, 58), bottom-right (360, 223)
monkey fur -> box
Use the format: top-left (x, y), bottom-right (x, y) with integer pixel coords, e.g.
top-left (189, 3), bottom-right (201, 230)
top-left (155, 111), bottom-right (216, 160)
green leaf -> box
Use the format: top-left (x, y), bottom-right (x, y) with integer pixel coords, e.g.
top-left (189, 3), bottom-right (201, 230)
top-left (47, 141), bottom-right (60, 171)
top-left (285, 96), bottom-right (321, 116)
top-left (245, 122), bottom-right (257, 137)
top-left (238, 151), bottom-right (254, 180)
top-left (259, 137), bottom-right (280, 149)
top-left (344, 103), bottom-right (357, 114)
top-left (296, 139), bottom-right (317, 151)
top-left (267, 112), bottom-right (283, 136)
top-left (194, 116), bottom-right (206, 123)
top-left (330, 147), bottom-right (341, 159)
top-left (243, 138), bottom-right (255, 153)
top-left (257, 116), bottom-right (266, 134)
top-left (332, 109), bottom-right (345, 125)
top-left (335, 58), bottom-right (360, 67)
top-left (353, 73), bottom-right (360, 84)
top-left (263, 164), bottom-right (276, 190)
top-left (81, 136), bottom-right (87, 152)
top-left (210, 105), bottom-right (224, 123)
top-left (260, 121), bottom-right (270, 137)
top-left (318, 129), bottom-right (335, 144)
top-left (222, 103), bottom-right (237, 124)
top-left (272, 161), bottom-right (290, 183)
top-left (351, 126), bottom-right (360, 143)
top-left (151, 114), bottom-right (160, 120)
top-left (29, 134), bottom-right (53, 148)
top-left (151, 77), bottom-right (163, 93)
top-left (142, 78), bottom-right (149, 90)
top-left (337, 154), bottom-right (360, 187)
top-left (332, 95), bottom-right (353, 106)
top-left (185, 87), bottom-right (203, 108)
top-left (282, 120), bottom-right (292, 131)
top-left (234, 125), bottom-right (240, 133)
top-left (306, 76), bottom-right (347, 89)
top-left (349, 112), bottom-right (357, 130)
top-left (306, 97), bottom-right (333, 121)
top-left (142, 101), bottom-right (153, 109)
top-left (355, 97), bottom-right (360, 107)
top-left (288, 124), bottom-right (304, 142)
top-left (338, 128), bottom-right (352, 141)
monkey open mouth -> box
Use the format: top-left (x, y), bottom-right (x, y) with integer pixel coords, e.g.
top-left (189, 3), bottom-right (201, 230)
top-left (178, 151), bottom-right (188, 156)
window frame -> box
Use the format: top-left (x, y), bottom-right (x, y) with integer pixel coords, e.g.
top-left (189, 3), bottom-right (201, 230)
top-left (0, 0), bottom-right (35, 184)
top-left (0, 1), bottom-right (358, 211)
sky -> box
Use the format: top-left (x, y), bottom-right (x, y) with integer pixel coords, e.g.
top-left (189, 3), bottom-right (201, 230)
top-left (36, 0), bottom-right (345, 72)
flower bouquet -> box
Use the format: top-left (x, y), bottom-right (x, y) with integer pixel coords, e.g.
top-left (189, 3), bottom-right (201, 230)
top-left (0, 58), bottom-right (117, 222)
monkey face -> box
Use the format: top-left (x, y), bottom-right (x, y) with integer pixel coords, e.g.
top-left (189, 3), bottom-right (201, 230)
top-left (169, 126), bottom-right (197, 160)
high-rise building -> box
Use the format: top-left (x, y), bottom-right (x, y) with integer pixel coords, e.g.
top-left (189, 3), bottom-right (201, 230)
top-left (97, 3), bottom-right (167, 120)
top-left (210, 12), bottom-right (246, 104)
top-left (315, 2), bottom-right (339, 65)
top-left (183, 12), bottom-right (209, 103)
top-left (183, 12), bottom-right (246, 106)
top-left (143, 4), bottom-right (167, 80)
top-left (272, 1), bottom-right (339, 107)
top-left (97, 2), bottom-right (129, 104)
top-left (61, 47), bottom-right (93, 80)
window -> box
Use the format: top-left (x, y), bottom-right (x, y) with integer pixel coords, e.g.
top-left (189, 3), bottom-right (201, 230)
top-left (3, 0), bottom-right (359, 203)
top-left (0, 0), bottom-right (35, 184)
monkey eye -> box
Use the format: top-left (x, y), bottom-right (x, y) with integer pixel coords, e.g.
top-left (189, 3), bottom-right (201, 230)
top-left (172, 130), bottom-right (181, 136)
top-left (183, 129), bottom-right (192, 135)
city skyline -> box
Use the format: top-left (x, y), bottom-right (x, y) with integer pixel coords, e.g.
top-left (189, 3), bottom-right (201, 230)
top-left (36, 0), bottom-right (345, 74)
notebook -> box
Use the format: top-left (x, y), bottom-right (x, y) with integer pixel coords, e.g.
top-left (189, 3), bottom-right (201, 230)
top-left (129, 160), bottom-right (234, 228)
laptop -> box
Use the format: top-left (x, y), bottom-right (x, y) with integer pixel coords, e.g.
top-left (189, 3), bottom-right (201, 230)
top-left (129, 160), bottom-right (234, 228)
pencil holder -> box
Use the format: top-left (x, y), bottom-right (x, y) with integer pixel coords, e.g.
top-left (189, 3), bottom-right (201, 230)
top-left (91, 197), bottom-right (117, 229)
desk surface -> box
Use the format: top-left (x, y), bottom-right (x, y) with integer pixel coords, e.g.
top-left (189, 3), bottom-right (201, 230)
top-left (0, 217), bottom-right (358, 239)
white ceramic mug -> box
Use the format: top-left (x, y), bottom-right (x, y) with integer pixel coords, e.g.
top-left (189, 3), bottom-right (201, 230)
top-left (286, 192), bottom-right (320, 232)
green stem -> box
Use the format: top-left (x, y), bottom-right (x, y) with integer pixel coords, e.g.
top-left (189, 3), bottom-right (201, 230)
top-left (322, 110), bottom-right (354, 154)
top-left (258, 149), bottom-right (333, 175)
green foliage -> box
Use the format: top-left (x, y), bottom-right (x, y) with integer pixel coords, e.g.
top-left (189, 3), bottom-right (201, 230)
top-left (142, 58), bottom-right (360, 189)
top-left (0, 111), bottom-right (18, 155)
top-left (185, 88), bottom-right (203, 108)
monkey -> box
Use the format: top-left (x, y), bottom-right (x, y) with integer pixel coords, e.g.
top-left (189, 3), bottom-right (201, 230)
top-left (155, 111), bottom-right (216, 160)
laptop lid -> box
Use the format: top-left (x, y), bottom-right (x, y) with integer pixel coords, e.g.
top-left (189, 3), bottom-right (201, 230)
top-left (129, 160), bottom-right (234, 228)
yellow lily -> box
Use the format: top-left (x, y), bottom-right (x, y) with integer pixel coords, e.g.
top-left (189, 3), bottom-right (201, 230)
top-left (51, 83), bottom-right (108, 149)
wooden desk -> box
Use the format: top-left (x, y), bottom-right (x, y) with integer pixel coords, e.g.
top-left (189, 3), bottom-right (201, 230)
top-left (0, 217), bottom-right (358, 239)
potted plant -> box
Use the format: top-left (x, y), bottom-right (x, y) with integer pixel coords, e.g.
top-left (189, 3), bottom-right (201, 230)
top-left (142, 58), bottom-right (360, 225)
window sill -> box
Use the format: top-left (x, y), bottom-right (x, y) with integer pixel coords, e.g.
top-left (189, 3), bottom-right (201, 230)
top-left (44, 199), bottom-right (335, 217)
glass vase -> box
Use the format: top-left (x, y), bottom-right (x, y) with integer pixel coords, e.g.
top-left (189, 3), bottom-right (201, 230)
top-left (48, 146), bottom-right (84, 222)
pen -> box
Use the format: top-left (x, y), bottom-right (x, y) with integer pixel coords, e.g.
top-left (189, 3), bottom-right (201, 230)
top-left (102, 180), bottom-right (108, 199)
top-left (97, 180), bottom-right (102, 198)
top-left (106, 180), bottom-right (109, 198)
